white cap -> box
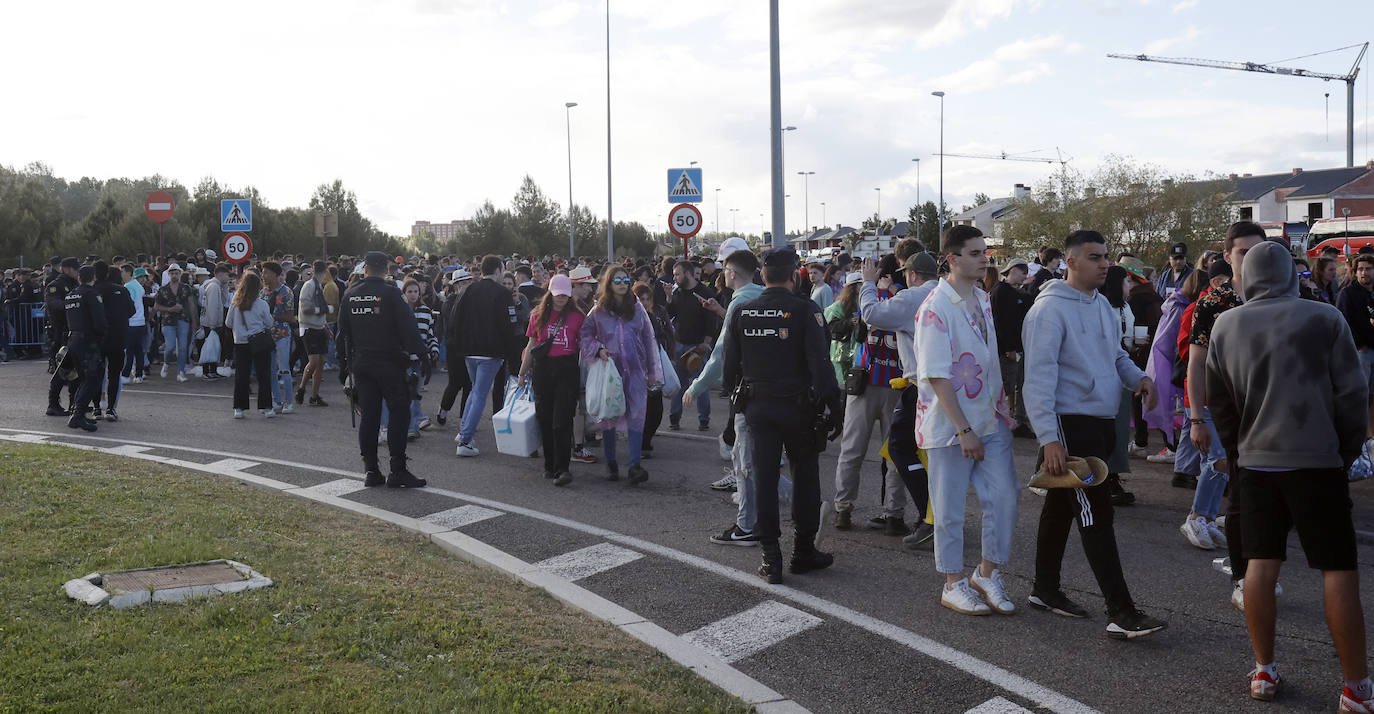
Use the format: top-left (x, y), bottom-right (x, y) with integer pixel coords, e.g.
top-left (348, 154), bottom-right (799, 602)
top-left (451, 268), bottom-right (474, 282)
top-left (166, 263), bottom-right (182, 272)
top-left (845, 272), bottom-right (863, 286)
top-left (194, 266), bottom-right (211, 276)
top-left (717, 236), bottom-right (750, 261)
top-left (204, 249), bottom-right (217, 259)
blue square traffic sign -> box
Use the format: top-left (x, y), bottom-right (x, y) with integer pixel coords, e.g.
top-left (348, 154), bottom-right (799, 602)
top-left (221, 199), bottom-right (253, 232)
top-left (667, 168), bottom-right (703, 203)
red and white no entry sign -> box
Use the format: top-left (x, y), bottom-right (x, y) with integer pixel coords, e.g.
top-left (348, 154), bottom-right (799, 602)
top-left (145, 190), bottom-right (175, 224)
top-left (668, 203), bottom-right (703, 239)
top-left (222, 232), bottom-right (252, 263)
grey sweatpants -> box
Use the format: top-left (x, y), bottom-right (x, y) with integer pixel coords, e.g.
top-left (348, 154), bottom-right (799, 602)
top-left (832, 385), bottom-right (906, 518)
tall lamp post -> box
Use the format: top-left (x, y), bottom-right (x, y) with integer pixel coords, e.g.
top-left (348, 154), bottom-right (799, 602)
top-left (820, 201), bottom-right (826, 227)
top-left (797, 170), bottom-right (815, 233)
top-left (911, 157), bottom-right (921, 247)
top-left (932, 91), bottom-right (945, 230)
top-left (564, 101), bottom-right (577, 258)
top-left (1345, 206), bottom-right (1353, 254)
top-left (730, 208), bottom-right (739, 233)
top-left (874, 187), bottom-right (881, 230)
top-left (605, 2), bottom-right (614, 259)
top-left (714, 187), bottom-right (722, 237)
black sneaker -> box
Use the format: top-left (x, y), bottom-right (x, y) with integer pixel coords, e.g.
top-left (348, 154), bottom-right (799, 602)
top-left (668, 419), bottom-right (680, 431)
top-left (1028, 590), bottom-right (1089, 618)
top-left (309, 396), bottom-right (328, 407)
top-left (883, 517), bottom-right (910, 537)
top-left (606, 462), bottom-right (620, 481)
top-left (834, 510), bottom-right (853, 530)
top-left (105, 408), bottom-right (118, 422)
top-left (91, 407), bottom-right (102, 420)
top-left (1172, 472), bottom-right (1198, 489)
top-left (543, 470), bottom-right (557, 480)
top-left (903, 523), bottom-right (935, 550)
top-left (1108, 475), bottom-right (1135, 506)
top-left (46, 405), bottom-right (68, 417)
top-left (66, 415), bottom-right (97, 432)
top-left (553, 471), bottom-right (573, 487)
top-left (627, 464), bottom-right (649, 485)
top-left (386, 469), bottom-right (427, 488)
top-left (1106, 609), bottom-right (1167, 640)
top-left (697, 420), bottom-right (710, 431)
top-left (710, 525), bottom-right (760, 546)
top-left (364, 469), bottom-right (385, 487)
top-left (435, 410), bottom-right (447, 426)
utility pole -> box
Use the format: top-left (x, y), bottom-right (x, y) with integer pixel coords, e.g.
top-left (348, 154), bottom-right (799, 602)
top-left (565, 102), bottom-right (577, 258)
top-left (768, 0), bottom-right (785, 248)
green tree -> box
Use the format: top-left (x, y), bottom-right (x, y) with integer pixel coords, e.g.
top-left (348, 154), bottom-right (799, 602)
top-left (510, 175), bottom-right (564, 256)
top-left (906, 200), bottom-right (944, 252)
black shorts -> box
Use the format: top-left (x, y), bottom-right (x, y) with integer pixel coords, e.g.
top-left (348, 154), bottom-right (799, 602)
top-left (1237, 468), bottom-right (1357, 571)
top-left (303, 328), bottom-right (329, 356)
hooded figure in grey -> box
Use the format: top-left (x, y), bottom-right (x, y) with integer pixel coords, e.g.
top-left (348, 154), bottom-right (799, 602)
top-left (1206, 240), bottom-right (1367, 469)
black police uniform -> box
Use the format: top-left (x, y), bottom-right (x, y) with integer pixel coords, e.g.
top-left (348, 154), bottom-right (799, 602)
top-left (63, 282), bottom-right (106, 430)
top-left (723, 249), bottom-right (841, 583)
top-left (45, 270), bottom-right (79, 410)
top-left (93, 278), bottom-right (135, 414)
top-left (338, 270), bottom-right (427, 486)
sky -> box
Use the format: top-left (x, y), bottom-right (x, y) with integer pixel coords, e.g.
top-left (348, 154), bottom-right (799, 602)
top-left (5, 0), bottom-right (1374, 241)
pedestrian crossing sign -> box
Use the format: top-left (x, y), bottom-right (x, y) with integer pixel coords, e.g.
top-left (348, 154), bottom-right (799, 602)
top-left (667, 168), bottom-right (703, 203)
top-left (221, 199), bottom-right (253, 232)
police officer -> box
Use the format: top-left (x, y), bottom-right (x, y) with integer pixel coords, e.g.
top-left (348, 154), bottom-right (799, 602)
top-left (723, 247), bottom-right (842, 584)
top-left (338, 251), bottom-right (428, 488)
top-left (64, 265), bottom-right (106, 431)
top-left (45, 258), bottom-right (80, 415)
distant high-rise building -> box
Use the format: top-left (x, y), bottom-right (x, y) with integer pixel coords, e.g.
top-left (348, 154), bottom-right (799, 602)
top-left (411, 220), bottom-right (469, 240)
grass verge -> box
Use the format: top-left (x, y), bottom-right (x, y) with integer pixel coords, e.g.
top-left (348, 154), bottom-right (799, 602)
top-left (0, 443), bottom-right (749, 713)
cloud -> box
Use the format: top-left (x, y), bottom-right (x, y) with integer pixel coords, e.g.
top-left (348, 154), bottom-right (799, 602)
top-left (532, 0), bottom-right (578, 28)
top-left (1171, 0), bottom-right (1199, 12)
top-left (1143, 25), bottom-right (1201, 54)
top-left (927, 35), bottom-right (1070, 94)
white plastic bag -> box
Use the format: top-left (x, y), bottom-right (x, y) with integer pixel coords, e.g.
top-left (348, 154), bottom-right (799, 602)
top-left (199, 330), bottom-right (221, 365)
top-left (658, 345), bottom-right (680, 397)
top-left (585, 358), bottom-right (626, 423)
top-left (1351, 441), bottom-right (1372, 482)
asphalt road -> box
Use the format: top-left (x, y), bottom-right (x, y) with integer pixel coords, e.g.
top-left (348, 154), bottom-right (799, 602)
top-left (5, 358), bottom-right (1372, 714)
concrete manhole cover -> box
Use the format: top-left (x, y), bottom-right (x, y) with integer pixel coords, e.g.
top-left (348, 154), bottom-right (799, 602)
top-left (64, 559), bottom-right (273, 609)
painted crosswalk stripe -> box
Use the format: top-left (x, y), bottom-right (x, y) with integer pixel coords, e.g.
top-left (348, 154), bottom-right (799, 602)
top-left (681, 600), bottom-right (822, 663)
top-left (966, 696), bottom-right (1032, 713)
top-left (103, 444), bottom-right (153, 456)
top-left (301, 479), bottom-right (364, 498)
top-left (421, 504), bottom-right (503, 529)
top-left (206, 458), bottom-right (260, 472)
top-left (534, 543), bottom-right (643, 582)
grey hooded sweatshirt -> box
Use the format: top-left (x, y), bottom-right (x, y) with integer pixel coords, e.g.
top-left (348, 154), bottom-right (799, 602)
top-left (1021, 278), bottom-right (1146, 446)
top-left (1205, 240), bottom-right (1368, 469)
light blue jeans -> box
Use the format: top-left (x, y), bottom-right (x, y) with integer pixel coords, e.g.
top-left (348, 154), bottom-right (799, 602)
top-left (161, 321), bottom-right (191, 375)
top-left (1174, 427), bottom-right (1201, 475)
top-left (459, 356), bottom-right (505, 444)
top-left (732, 413), bottom-right (757, 533)
top-left (381, 398), bottom-right (424, 436)
top-left (269, 335), bottom-right (293, 405)
top-left (1190, 408), bottom-right (1229, 519)
top-left (925, 426), bottom-right (1018, 574)
top-left (602, 428), bottom-right (643, 467)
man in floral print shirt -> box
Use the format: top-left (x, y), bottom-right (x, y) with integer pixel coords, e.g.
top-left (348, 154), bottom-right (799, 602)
top-left (260, 261), bottom-right (297, 414)
top-left (914, 225), bottom-right (1018, 617)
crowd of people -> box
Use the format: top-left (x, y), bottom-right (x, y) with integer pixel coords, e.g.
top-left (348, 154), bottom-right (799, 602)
top-left (4, 219), bottom-right (1373, 710)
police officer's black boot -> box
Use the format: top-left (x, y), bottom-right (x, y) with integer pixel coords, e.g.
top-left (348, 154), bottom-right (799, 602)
top-left (758, 540), bottom-right (784, 584)
top-left (66, 411), bottom-right (96, 432)
top-left (363, 461), bottom-right (385, 488)
top-left (386, 456), bottom-right (427, 489)
top-left (789, 531), bottom-right (834, 574)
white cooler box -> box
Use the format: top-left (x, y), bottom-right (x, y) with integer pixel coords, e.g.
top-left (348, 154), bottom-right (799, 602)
top-left (493, 384), bottom-right (540, 457)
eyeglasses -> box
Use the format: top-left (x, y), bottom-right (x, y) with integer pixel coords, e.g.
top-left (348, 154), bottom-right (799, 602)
top-left (612, 277), bottom-right (632, 284)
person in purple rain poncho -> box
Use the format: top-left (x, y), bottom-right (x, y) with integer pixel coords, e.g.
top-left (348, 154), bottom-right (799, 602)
top-left (580, 264), bottom-right (664, 485)
top-left (1144, 271), bottom-right (1200, 488)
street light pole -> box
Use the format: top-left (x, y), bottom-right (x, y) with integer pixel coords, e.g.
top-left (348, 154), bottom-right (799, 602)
top-left (714, 187), bottom-right (722, 237)
top-left (605, 2), bottom-right (614, 260)
top-left (820, 201), bottom-right (826, 227)
top-left (874, 187), bottom-right (881, 229)
top-left (730, 208), bottom-right (739, 233)
top-left (1345, 206), bottom-right (1352, 254)
top-left (932, 91), bottom-right (945, 230)
top-left (797, 171), bottom-right (814, 233)
top-left (565, 102), bottom-right (577, 258)
top-left (769, 0), bottom-right (786, 248)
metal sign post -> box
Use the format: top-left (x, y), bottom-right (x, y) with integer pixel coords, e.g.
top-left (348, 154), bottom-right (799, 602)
top-left (315, 212), bottom-right (338, 262)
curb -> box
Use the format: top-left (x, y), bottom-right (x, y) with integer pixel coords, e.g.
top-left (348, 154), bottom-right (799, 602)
top-left (7, 433), bottom-right (811, 713)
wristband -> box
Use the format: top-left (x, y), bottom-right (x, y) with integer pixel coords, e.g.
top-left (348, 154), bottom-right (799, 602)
top-left (1189, 418), bottom-right (1205, 425)
top-left (956, 426), bottom-right (973, 436)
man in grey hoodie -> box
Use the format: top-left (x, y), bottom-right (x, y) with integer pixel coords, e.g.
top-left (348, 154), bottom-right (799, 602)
top-left (1021, 230), bottom-right (1165, 639)
top-left (1205, 240), bottom-right (1370, 706)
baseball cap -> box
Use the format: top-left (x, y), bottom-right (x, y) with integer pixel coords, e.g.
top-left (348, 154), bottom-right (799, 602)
top-left (549, 273), bottom-right (573, 297)
top-left (568, 266), bottom-right (595, 284)
top-left (844, 272), bottom-right (864, 286)
top-left (205, 249), bottom-right (218, 259)
top-left (166, 263), bottom-right (182, 272)
top-left (60, 257), bottom-right (80, 269)
top-left (903, 252), bottom-right (940, 277)
top-left (194, 266), bottom-right (211, 276)
top-left (999, 258), bottom-right (1029, 276)
top-left (1208, 259), bottom-right (1233, 281)
top-left (132, 268), bottom-right (149, 278)
top-left (717, 236), bottom-right (750, 261)
top-left (451, 268), bottom-right (474, 283)
top-left (1169, 242), bottom-right (1188, 259)
top-left (364, 251), bottom-right (390, 269)
top-left (760, 248), bottom-right (799, 270)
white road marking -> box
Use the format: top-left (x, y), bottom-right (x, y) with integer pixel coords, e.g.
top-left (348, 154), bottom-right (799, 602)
top-left (121, 389), bottom-right (232, 399)
top-left (301, 478), bottom-right (364, 498)
top-left (3, 433), bottom-right (50, 443)
top-left (101, 444), bottom-right (153, 455)
top-left (421, 504), bottom-right (503, 529)
top-left (534, 543), bottom-right (643, 582)
top-left (682, 600), bottom-right (822, 663)
top-left (966, 697), bottom-right (1032, 713)
top-left (0, 428), bottom-right (1098, 714)
top-left (205, 458), bottom-right (261, 472)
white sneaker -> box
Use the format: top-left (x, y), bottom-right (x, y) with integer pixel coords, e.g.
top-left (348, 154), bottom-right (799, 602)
top-left (730, 490), bottom-right (741, 505)
top-left (1181, 517), bottom-right (1214, 550)
top-left (176, 372), bottom-right (188, 383)
top-left (941, 578), bottom-right (991, 615)
top-left (970, 569), bottom-right (1016, 615)
top-left (456, 442), bottom-right (479, 457)
top-left (160, 364), bottom-right (169, 378)
top-left (1127, 443), bottom-right (1149, 459)
top-left (273, 404), bottom-right (284, 415)
top-left (281, 403), bottom-right (294, 414)
top-left (1232, 579), bottom-right (1284, 612)
top-left (120, 376), bottom-right (131, 386)
top-left (709, 468), bottom-right (737, 491)
top-left (1205, 519), bottom-right (1228, 549)
top-left (378, 428), bottom-right (388, 444)
top-left (1146, 448), bottom-right (1176, 464)
top-left (233, 409), bottom-right (245, 419)
top-left (132, 376), bottom-right (144, 384)
top-left (417, 418), bottom-right (432, 431)
top-left (261, 409), bottom-right (275, 419)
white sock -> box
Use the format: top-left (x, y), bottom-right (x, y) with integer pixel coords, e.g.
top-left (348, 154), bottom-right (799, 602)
top-left (1347, 677), bottom-right (1373, 699)
top-left (1256, 662), bottom-right (1277, 677)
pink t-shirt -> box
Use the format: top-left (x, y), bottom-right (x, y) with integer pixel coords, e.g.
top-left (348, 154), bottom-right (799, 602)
top-left (526, 309), bottom-right (585, 358)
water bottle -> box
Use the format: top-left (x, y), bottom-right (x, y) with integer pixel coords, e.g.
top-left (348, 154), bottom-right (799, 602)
top-left (1212, 557), bottom-right (1232, 576)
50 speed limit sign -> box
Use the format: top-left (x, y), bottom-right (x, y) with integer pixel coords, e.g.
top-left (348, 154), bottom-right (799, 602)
top-left (222, 232), bottom-right (252, 264)
top-left (668, 203), bottom-right (703, 239)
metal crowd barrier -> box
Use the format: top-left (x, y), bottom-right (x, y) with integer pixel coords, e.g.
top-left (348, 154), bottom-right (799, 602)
top-left (7, 302), bottom-right (47, 347)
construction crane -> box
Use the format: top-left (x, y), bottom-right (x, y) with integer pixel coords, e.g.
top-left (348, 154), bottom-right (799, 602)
top-left (1108, 43), bottom-right (1368, 167)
